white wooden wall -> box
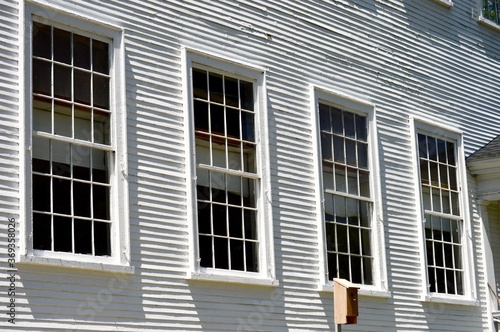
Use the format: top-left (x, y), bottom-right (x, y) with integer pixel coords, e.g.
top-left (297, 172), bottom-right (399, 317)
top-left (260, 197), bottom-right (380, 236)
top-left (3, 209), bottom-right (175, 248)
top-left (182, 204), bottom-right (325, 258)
top-left (1, 0), bottom-right (500, 331)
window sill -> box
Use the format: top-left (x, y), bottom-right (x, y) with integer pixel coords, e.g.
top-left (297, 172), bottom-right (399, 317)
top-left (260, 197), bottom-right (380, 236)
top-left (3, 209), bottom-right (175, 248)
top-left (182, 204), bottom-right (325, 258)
top-left (478, 17), bottom-right (500, 32)
top-left (18, 255), bottom-right (134, 274)
top-left (431, 0), bottom-right (453, 7)
top-left (318, 283), bottom-right (391, 298)
top-left (188, 271), bottom-right (279, 287)
top-left (423, 294), bottom-right (478, 306)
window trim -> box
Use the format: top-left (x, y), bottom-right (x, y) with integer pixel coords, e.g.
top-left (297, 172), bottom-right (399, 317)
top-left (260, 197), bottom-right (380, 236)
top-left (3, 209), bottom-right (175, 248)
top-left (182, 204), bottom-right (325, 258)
top-left (19, 3), bottom-right (132, 273)
top-left (312, 87), bottom-right (388, 295)
top-left (411, 117), bottom-right (476, 303)
top-left (182, 48), bottom-right (276, 286)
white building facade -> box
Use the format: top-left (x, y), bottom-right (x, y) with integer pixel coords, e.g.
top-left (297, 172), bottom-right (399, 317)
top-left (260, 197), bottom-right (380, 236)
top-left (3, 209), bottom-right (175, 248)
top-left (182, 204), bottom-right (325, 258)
top-left (0, 0), bottom-right (499, 330)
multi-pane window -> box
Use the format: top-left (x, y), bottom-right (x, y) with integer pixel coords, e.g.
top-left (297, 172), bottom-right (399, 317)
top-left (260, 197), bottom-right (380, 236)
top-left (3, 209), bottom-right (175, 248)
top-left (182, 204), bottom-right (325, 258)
top-left (418, 133), bottom-right (464, 295)
top-left (319, 103), bottom-right (373, 285)
top-left (192, 67), bottom-right (259, 272)
top-left (483, 0), bottom-right (500, 25)
top-left (31, 22), bottom-right (112, 256)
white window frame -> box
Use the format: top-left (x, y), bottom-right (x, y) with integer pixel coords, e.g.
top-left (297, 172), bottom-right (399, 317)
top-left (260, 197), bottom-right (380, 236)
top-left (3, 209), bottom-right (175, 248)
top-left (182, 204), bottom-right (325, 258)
top-left (312, 87), bottom-right (389, 297)
top-left (19, 2), bottom-right (132, 273)
top-left (411, 117), bottom-right (476, 304)
top-left (182, 49), bottom-right (276, 286)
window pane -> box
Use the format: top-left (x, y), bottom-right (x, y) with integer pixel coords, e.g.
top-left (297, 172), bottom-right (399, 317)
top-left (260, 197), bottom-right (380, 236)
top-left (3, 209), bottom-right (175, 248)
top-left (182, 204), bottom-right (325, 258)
top-left (74, 34), bottom-right (90, 69)
top-left (197, 202), bottom-right (211, 234)
top-left (333, 136), bottom-right (344, 164)
top-left (321, 133), bottom-right (332, 161)
top-left (93, 184), bottom-right (109, 220)
top-left (345, 139), bottom-right (356, 166)
top-left (437, 139), bottom-right (447, 164)
top-left (199, 235), bottom-right (213, 268)
top-left (230, 239), bottom-right (244, 271)
top-left (319, 104), bottom-right (331, 132)
top-left (74, 219), bottom-right (92, 254)
top-left (355, 114), bottom-right (367, 141)
top-left (245, 241), bottom-right (258, 272)
top-left (33, 213), bottom-right (51, 250)
top-left (53, 28), bottom-right (71, 64)
top-left (33, 175), bottom-right (50, 212)
top-left (74, 70), bottom-right (91, 105)
top-left (94, 221), bottom-right (111, 256)
top-left (210, 104), bottom-right (225, 136)
top-left (33, 59), bottom-right (51, 96)
top-left (92, 149), bottom-right (108, 183)
top-left (209, 73), bottom-right (223, 104)
top-left (323, 163), bottom-right (334, 191)
top-left (335, 165), bottom-right (346, 193)
top-left (244, 209), bottom-right (257, 240)
top-left (33, 97), bottom-right (52, 133)
top-left (73, 181), bottom-right (91, 217)
top-left (351, 256), bottom-right (362, 284)
top-left (361, 229), bottom-right (371, 256)
top-left (359, 170), bottom-right (370, 197)
top-left (328, 252), bottom-right (337, 280)
top-left (226, 109), bottom-right (240, 139)
top-left (212, 203), bottom-right (227, 236)
top-left (53, 178), bottom-right (71, 215)
top-left (225, 77), bottom-right (239, 107)
top-left (241, 111), bottom-right (255, 142)
top-left (93, 74), bottom-right (110, 109)
top-left (74, 105), bottom-right (92, 141)
top-left (54, 64), bottom-right (71, 100)
top-left (53, 216), bottom-right (72, 252)
top-left (214, 237), bottom-right (229, 269)
top-left (92, 39), bottom-right (109, 74)
top-left (427, 136), bottom-right (437, 161)
top-left (331, 108), bottom-right (343, 135)
top-left (358, 142), bottom-right (368, 169)
top-left (337, 224), bottom-right (348, 253)
top-left (94, 111), bottom-right (110, 145)
top-left (240, 81), bottom-right (253, 111)
top-left (344, 112), bottom-right (355, 138)
top-left (194, 100), bottom-right (209, 132)
top-left (193, 69), bottom-right (208, 100)
top-left (347, 168), bottom-right (358, 196)
top-left (33, 22), bottom-right (51, 59)
top-left (54, 101), bottom-right (72, 138)
top-left (229, 207), bottom-right (243, 238)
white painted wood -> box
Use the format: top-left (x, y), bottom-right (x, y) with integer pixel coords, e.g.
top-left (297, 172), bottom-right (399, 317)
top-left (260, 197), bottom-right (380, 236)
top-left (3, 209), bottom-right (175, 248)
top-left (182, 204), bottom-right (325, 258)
top-left (0, 0), bottom-right (499, 331)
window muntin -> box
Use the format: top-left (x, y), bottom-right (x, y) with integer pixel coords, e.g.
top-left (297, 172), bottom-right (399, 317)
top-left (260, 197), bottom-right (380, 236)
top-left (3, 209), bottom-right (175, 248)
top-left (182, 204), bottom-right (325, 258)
top-left (193, 67), bottom-right (259, 273)
top-left (31, 22), bottom-right (112, 257)
top-left (319, 103), bottom-right (373, 285)
top-left (483, 0), bottom-right (500, 25)
top-left (418, 133), bottom-right (464, 295)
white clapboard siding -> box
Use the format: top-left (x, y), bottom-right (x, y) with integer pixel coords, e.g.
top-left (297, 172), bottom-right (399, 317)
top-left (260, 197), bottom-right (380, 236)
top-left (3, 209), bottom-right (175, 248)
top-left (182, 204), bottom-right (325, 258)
top-left (0, 0), bottom-right (500, 331)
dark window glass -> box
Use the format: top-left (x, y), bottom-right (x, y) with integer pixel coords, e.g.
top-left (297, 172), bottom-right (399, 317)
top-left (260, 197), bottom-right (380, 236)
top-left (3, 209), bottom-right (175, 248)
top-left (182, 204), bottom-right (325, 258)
top-left (92, 40), bottom-right (109, 74)
top-left (74, 219), bottom-right (92, 254)
top-left (33, 213), bottom-right (51, 250)
top-left (94, 221), bottom-right (111, 256)
top-left (33, 23), bottom-right (51, 59)
top-left (53, 28), bottom-right (71, 64)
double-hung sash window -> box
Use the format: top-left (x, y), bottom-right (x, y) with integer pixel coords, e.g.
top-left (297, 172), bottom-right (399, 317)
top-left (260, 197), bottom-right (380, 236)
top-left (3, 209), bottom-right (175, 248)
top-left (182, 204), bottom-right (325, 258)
top-left (192, 66), bottom-right (259, 273)
top-left (31, 21), bottom-right (113, 257)
top-left (319, 103), bottom-right (373, 285)
top-left (417, 132), bottom-right (464, 295)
